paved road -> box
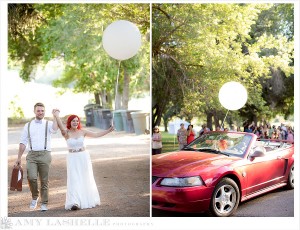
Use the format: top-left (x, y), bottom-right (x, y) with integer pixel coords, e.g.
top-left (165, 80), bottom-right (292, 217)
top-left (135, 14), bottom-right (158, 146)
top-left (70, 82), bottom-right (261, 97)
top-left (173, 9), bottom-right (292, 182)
top-left (152, 187), bottom-right (294, 217)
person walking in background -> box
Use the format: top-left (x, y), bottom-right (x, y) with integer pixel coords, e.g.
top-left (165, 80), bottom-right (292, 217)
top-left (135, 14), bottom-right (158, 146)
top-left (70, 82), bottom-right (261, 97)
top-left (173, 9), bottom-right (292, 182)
top-left (14, 102), bottom-right (58, 212)
top-left (199, 124), bottom-right (210, 136)
top-left (152, 126), bottom-right (162, 155)
top-left (281, 123), bottom-right (288, 140)
top-left (278, 126), bottom-right (285, 140)
top-left (262, 124), bottom-right (269, 139)
top-left (177, 123), bottom-right (187, 150)
top-left (286, 127), bottom-right (294, 143)
top-left (187, 124), bottom-right (195, 144)
top-left (269, 125), bottom-right (275, 138)
top-left (244, 121), bottom-right (254, 133)
top-left (271, 127), bottom-right (279, 139)
top-left (252, 125), bottom-right (261, 138)
top-left (53, 111), bottom-right (114, 211)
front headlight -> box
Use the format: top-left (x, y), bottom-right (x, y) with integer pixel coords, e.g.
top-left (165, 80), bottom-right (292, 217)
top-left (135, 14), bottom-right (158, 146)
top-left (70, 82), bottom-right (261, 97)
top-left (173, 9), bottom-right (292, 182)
top-left (160, 176), bottom-right (203, 187)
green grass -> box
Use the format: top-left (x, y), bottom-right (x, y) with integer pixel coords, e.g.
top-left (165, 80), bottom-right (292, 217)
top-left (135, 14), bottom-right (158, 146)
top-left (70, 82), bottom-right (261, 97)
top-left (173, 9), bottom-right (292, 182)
top-left (160, 131), bottom-right (179, 153)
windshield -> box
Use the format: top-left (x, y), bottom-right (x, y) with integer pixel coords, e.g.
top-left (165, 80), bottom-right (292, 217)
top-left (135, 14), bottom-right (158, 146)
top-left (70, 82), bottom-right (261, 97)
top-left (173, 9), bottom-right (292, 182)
top-left (184, 132), bottom-right (253, 157)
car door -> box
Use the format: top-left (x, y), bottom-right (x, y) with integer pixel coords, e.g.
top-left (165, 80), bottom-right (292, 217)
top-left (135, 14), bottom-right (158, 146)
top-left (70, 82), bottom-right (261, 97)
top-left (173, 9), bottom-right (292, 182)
top-left (244, 148), bottom-right (287, 195)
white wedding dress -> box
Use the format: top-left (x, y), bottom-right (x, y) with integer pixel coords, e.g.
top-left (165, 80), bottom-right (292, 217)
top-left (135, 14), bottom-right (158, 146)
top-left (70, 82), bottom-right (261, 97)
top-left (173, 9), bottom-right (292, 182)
top-left (65, 136), bottom-right (100, 210)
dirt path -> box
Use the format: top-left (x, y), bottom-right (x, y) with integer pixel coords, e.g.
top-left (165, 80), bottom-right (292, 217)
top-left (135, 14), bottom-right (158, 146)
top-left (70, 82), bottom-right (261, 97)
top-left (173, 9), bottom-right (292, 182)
top-left (7, 125), bottom-right (150, 217)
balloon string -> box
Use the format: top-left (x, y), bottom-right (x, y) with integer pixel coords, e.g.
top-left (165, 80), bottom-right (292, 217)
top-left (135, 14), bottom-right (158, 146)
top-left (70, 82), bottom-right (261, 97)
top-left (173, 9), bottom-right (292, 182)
top-left (112, 60), bottom-right (121, 126)
top-left (221, 110), bottom-right (229, 129)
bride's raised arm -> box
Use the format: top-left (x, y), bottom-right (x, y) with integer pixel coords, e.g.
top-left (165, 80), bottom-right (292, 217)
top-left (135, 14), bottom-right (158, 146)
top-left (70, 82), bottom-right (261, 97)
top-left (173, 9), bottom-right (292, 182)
top-left (52, 109), bottom-right (68, 139)
top-left (83, 126), bottom-right (114, 138)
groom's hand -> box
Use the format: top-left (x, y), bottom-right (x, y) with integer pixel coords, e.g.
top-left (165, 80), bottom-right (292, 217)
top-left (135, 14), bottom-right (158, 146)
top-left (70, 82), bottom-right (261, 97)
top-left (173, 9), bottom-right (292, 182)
top-left (52, 109), bottom-right (60, 116)
top-left (14, 158), bottom-right (21, 167)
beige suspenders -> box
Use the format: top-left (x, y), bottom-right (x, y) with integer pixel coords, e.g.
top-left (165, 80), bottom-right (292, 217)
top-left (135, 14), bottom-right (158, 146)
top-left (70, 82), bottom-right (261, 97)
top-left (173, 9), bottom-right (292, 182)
top-left (28, 120), bottom-right (49, 150)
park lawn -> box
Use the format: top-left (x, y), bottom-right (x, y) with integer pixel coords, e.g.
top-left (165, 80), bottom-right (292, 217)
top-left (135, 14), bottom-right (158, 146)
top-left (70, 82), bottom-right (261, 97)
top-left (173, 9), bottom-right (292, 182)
top-left (160, 131), bottom-right (179, 153)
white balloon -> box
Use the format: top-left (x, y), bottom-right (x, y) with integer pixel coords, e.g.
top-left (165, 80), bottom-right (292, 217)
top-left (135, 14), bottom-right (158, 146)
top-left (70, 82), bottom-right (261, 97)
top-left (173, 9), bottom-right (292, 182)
top-left (102, 20), bottom-right (142, 61)
top-left (218, 81), bottom-right (248, 110)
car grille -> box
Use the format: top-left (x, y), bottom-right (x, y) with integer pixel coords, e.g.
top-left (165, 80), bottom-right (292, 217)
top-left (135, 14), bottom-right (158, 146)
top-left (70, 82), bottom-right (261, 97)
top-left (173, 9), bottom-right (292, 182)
top-left (152, 176), bottom-right (158, 184)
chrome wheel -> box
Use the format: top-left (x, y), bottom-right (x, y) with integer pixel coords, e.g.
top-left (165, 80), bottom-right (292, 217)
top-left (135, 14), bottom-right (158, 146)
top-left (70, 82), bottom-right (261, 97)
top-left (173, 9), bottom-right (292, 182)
top-left (287, 163), bottom-right (294, 189)
top-left (214, 184), bottom-right (237, 214)
top-left (210, 178), bottom-right (240, 217)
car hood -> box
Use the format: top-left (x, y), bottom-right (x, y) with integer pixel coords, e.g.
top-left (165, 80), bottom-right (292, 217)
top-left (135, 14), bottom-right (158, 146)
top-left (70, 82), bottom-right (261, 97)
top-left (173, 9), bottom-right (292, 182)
top-left (152, 151), bottom-right (240, 178)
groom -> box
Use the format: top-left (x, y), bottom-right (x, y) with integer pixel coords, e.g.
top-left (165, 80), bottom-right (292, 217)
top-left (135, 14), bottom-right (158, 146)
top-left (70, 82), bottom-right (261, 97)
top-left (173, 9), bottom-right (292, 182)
top-left (15, 103), bottom-right (59, 211)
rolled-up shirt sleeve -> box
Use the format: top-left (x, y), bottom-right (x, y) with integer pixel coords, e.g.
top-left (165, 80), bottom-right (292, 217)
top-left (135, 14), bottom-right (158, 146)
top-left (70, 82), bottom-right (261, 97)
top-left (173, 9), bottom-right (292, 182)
top-left (19, 123), bottom-right (29, 147)
top-left (49, 121), bottom-right (57, 134)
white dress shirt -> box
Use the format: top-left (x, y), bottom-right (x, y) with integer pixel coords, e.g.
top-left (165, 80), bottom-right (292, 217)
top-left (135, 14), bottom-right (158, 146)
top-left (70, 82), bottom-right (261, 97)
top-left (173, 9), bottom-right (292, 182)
top-left (20, 119), bottom-right (57, 151)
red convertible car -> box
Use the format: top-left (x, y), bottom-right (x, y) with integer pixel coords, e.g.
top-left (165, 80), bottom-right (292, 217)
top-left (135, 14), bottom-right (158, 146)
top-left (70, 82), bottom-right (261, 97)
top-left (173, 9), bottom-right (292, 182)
top-left (152, 131), bottom-right (294, 217)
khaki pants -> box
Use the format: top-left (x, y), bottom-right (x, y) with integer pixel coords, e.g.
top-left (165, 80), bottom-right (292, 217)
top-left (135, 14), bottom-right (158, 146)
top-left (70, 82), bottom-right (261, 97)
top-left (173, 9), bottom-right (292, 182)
top-left (26, 151), bottom-right (52, 204)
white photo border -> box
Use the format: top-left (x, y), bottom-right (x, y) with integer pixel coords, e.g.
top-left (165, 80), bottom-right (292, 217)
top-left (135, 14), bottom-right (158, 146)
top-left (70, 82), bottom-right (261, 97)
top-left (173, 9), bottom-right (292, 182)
top-left (1, 0), bottom-right (299, 230)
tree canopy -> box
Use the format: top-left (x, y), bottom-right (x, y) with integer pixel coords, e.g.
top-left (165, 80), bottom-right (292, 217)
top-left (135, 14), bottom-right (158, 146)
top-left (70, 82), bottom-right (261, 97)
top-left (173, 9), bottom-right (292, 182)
top-left (152, 3), bottom-right (294, 130)
top-left (8, 3), bottom-right (150, 109)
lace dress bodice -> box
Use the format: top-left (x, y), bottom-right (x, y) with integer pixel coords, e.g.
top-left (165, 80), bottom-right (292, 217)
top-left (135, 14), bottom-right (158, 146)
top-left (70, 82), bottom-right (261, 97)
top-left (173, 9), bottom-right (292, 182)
top-left (66, 136), bottom-right (85, 150)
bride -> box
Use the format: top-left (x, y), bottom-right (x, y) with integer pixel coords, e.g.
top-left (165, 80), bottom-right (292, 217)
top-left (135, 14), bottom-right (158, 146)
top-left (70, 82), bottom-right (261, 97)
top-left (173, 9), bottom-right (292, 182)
top-left (53, 110), bottom-right (114, 210)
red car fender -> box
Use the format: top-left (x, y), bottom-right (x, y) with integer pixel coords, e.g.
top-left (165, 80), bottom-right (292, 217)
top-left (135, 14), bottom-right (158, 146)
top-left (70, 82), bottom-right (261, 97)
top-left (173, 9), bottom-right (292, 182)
top-left (202, 166), bottom-right (244, 192)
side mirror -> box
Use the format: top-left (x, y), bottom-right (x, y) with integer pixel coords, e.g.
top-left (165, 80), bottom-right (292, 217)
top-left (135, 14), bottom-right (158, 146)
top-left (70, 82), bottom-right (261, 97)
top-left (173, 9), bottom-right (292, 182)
top-left (251, 150), bottom-right (265, 158)
top-left (250, 147), bottom-right (266, 158)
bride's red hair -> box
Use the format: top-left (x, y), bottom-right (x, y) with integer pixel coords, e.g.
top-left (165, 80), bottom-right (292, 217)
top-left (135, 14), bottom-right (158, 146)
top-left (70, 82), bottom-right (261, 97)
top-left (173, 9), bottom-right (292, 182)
top-left (66, 115), bottom-right (82, 130)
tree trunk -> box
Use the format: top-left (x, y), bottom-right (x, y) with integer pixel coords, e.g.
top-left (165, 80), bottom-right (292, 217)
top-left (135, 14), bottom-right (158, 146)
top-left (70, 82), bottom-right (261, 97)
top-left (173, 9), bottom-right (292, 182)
top-left (100, 89), bottom-right (109, 109)
top-left (162, 116), bottom-right (169, 132)
top-left (122, 67), bottom-right (130, 109)
top-left (106, 91), bottom-right (113, 109)
top-left (152, 103), bottom-right (164, 129)
top-left (206, 111), bottom-right (213, 131)
top-left (213, 110), bottom-right (221, 130)
top-left (253, 115), bottom-right (258, 126)
top-left (94, 92), bottom-right (101, 105)
top-left (186, 114), bottom-right (193, 124)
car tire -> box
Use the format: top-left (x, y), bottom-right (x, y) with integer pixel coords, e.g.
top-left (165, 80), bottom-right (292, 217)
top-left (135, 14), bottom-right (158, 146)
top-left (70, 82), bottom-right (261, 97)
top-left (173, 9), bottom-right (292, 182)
top-left (209, 177), bottom-right (240, 217)
top-left (286, 163), bottom-right (294, 189)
